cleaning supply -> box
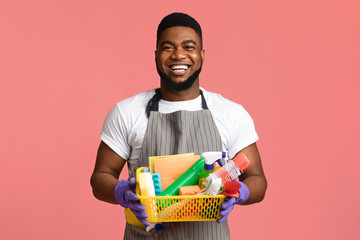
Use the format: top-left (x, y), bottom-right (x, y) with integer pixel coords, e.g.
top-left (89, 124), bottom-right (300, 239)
top-left (154, 154), bottom-right (200, 190)
top-left (221, 181), bottom-right (241, 198)
top-left (135, 166), bottom-right (226, 223)
top-left (151, 173), bottom-right (162, 196)
top-left (213, 152), bottom-right (251, 185)
top-left (197, 174), bottom-right (222, 197)
top-left (142, 168), bottom-right (150, 172)
top-left (216, 180), bottom-right (250, 223)
top-left (138, 172), bottom-right (156, 196)
top-left (198, 151), bottom-right (227, 189)
top-left (195, 175), bottom-right (222, 220)
top-left (149, 153), bottom-right (195, 173)
top-left (179, 185), bottom-right (201, 195)
top-left (158, 158), bottom-right (205, 196)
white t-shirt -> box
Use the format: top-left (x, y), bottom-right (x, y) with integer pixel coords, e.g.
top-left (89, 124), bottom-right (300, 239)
top-left (100, 87), bottom-right (259, 161)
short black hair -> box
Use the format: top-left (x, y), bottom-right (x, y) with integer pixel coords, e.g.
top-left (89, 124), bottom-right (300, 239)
top-left (157, 12), bottom-right (202, 45)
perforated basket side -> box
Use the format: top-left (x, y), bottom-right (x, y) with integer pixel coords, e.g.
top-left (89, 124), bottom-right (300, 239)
top-left (136, 167), bottom-right (225, 222)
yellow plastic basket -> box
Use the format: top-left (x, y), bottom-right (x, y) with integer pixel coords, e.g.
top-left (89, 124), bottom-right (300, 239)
top-left (136, 167), bottom-right (226, 222)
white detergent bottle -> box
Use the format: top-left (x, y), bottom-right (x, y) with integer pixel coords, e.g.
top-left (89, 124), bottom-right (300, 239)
top-left (198, 151), bottom-right (227, 190)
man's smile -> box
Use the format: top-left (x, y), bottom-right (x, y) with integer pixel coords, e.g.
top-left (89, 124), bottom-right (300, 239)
top-left (168, 64), bottom-right (191, 76)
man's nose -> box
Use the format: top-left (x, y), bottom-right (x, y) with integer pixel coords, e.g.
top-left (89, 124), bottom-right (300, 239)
top-left (171, 47), bottom-right (186, 59)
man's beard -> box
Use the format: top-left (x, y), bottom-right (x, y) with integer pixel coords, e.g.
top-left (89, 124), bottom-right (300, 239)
top-left (156, 64), bottom-right (202, 91)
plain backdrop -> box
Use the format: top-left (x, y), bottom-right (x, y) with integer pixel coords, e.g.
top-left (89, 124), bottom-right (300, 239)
top-left (1, 0), bottom-right (359, 239)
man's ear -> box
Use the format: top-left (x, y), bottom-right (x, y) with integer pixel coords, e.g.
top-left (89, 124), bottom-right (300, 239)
top-left (201, 49), bottom-right (205, 63)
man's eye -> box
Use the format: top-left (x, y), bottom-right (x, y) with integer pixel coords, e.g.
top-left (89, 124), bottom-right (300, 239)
top-left (185, 46), bottom-right (195, 50)
top-left (162, 46), bottom-right (173, 50)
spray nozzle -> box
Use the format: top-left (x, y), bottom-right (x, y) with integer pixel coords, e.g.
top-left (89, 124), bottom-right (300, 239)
top-left (202, 151), bottom-right (227, 171)
top-left (215, 159), bottom-right (224, 167)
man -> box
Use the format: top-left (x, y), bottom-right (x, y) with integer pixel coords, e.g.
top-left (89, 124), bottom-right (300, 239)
top-left (90, 12), bottom-right (267, 240)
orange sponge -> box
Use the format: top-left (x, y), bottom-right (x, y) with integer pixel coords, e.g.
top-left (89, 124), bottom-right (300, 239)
top-left (179, 185), bottom-right (201, 195)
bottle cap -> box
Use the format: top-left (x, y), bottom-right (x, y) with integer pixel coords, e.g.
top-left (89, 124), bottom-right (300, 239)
top-left (204, 162), bottom-right (214, 171)
top-left (233, 152), bottom-right (251, 171)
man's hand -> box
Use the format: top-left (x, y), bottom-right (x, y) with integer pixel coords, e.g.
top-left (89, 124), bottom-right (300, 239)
top-left (114, 178), bottom-right (151, 226)
top-left (217, 180), bottom-right (250, 223)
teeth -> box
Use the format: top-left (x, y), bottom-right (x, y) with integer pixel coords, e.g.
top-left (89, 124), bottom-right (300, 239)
top-left (170, 65), bottom-right (188, 70)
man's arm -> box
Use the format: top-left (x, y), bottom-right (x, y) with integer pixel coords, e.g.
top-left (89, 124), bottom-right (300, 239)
top-left (90, 141), bottom-right (126, 204)
top-left (237, 143), bottom-right (267, 205)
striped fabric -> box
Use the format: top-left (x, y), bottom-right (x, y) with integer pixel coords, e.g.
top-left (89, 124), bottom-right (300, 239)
top-left (142, 110), bottom-right (223, 161)
top-left (124, 221), bottom-right (231, 240)
top-left (124, 97), bottom-right (231, 240)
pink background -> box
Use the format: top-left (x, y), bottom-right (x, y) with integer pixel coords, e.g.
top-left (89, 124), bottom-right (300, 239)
top-left (1, 0), bottom-right (359, 239)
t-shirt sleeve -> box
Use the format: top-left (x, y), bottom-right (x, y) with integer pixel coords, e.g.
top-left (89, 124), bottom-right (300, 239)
top-left (100, 104), bottom-right (130, 160)
top-left (227, 105), bottom-right (259, 159)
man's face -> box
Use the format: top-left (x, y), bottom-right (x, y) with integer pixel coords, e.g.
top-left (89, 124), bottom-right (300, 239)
top-left (155, 26), bottom-right (205, 91)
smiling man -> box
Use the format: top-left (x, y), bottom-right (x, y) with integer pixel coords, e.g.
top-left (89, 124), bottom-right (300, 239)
top-left (156, 25), bottom-right (204, 96)
top-left (91, 12), bottom-right (267, 240)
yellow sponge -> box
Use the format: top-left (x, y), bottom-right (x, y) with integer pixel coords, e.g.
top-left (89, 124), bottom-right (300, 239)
top-left (138, 172), bottom-right (155, 196)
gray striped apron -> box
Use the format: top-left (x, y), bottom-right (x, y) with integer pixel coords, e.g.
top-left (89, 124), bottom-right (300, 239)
top-left (124, 89), bottom-right (231, 240)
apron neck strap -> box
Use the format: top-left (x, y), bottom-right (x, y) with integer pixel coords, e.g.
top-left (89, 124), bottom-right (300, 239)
top-left (200, 90), bottom-right (209, 109)
top-left (146, 88), bottom-right (208, 118)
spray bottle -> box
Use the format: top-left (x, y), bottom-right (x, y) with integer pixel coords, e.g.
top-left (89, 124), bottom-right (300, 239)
top-left (198, 151), bottom-right (227, 190)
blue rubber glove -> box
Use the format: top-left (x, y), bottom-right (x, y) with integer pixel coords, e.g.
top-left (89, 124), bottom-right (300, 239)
top-left (217, 180), bottom-right (250, 223)
top-left (114, 178), bottom-right (151, 226)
